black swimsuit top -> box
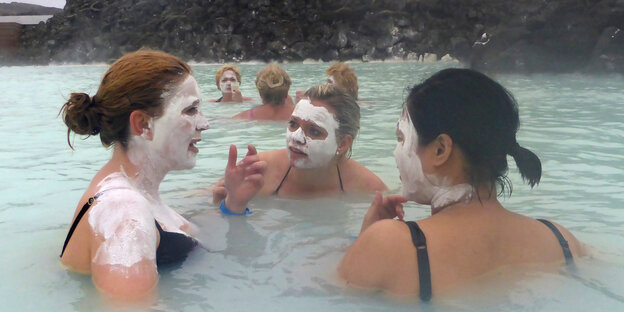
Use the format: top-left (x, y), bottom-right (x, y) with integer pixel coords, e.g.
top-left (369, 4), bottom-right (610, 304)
top-left (405, 218), bottom-right (575, 301)
top-left (273, 165), bottom-right (344, 195)
top-left (60, 193), bottom-right (197, 266)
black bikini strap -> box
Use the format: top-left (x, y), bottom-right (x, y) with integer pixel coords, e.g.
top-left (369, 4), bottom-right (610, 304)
top-left (337, 164), bottom-right (344, 192)
top-left (537, 219), bottom-right (574, 266)
top-left (274, 166), bottom-right (292, 195)
top-left (405, 221), bottom-right (432, 301)
top-left (60, 193), bottom-right (101, 257)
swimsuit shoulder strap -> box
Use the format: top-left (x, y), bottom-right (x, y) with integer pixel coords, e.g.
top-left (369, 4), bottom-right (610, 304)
top-left (405, 220), bottom-right (432, 301)
top-left (60, 193), bottom-right (101, 257)
top-left (216, 96), bottom-right (223, 102)
top-left (536, 219), bottom-right (574, 266)
top-left (249, 108), bottom-right (254, 120)
top-left (274, 166), bottom-right (292, 195)
top-left (337, 164), bottom-right (344, 192)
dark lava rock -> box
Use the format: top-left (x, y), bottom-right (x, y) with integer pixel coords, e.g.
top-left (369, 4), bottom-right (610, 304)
top-left (3, 0), bottom-right (623, 73)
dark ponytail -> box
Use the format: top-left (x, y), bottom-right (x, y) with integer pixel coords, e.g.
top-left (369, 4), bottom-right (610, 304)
top-left (509, 143), bottom-right (542, 188)
top-left (406, 68), bottom-right (542, 197)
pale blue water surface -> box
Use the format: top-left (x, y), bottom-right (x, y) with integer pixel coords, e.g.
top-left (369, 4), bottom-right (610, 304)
top-left (0, 62), bottom-right (623, 311)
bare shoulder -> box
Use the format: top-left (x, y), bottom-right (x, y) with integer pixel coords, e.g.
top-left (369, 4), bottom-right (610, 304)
top-left (339, 219), bottom-right (412, 290)
top-left (232, 109), bottom-right (250, 120)
top-left (342, 159), bottom-right (387, 192)
top-left (541, 220), bottom-right (585, 257)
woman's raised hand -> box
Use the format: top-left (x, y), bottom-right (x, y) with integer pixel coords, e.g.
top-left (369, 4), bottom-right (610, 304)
top-left (223, 144), bottom-right (267, 214)
top-left (360, 192), bottom-right (407, 234)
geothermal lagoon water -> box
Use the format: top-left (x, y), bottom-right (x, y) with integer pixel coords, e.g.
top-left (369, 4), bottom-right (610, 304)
top-left (1, 62), bottom-right (623, 311)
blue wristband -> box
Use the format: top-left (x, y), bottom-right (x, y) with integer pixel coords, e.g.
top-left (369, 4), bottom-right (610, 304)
top-left (219, 199), bottom-right (251, 216)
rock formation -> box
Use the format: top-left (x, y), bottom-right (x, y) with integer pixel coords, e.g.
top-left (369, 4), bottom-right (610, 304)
top-left (5, 0), bottom-right (624, 73)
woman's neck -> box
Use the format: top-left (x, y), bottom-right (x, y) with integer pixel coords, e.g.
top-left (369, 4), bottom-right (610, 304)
top-left (431, 185), bottom-right (499, 215)
top-left (290, 159), bottom-right (344, 190)
top-left (110, 145), bottom-right (166, 201)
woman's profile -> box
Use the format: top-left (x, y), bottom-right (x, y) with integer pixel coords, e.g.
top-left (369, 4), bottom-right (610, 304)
top-left (59, 50), bottom-right (264, 300)
top-left (339, 68), bottom-right (583, 300)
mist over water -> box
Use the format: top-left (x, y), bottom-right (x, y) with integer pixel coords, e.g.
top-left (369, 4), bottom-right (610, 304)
top-left (1, 62), bottom-right (623, 311)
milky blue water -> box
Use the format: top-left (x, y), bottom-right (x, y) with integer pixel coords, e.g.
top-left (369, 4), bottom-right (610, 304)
top-left (1, 61), bottom-right (623, 311)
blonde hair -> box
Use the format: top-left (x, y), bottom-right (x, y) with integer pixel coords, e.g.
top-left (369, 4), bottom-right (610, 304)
top-left (305, 84), bottom-right (360, 157)
top-left (326, 62), bottom-right (358, 100)
top-left (255, 63), bottom-right (292, 106)
top-left (215, 64), bottom-right (242, 88)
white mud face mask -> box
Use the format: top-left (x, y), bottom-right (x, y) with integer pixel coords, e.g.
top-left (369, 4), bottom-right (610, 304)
top-left (394, 108), bottom-right (472, 210)
top-left (219, 70), bottom-right (239, 94)
top-left (286, 99), bottom-right (339, 169)
top-left (129, 75), bottom-right (209, 173)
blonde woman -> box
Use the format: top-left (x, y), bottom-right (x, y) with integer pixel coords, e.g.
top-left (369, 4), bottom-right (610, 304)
top-left (233, 63), bottom-right (294, 121)
top-left (211, 64), bottom-right (252, 102)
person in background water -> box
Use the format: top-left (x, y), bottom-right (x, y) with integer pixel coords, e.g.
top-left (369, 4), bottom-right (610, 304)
top-left (339, 68), bottom-right (583, 301)
top-left (211, 64), bottom-right (252, 102)
top-left (326, 62), bottom-right (358, 100)
top-left (233, 63), bottom-right (294, 121)
top-left (295, 62), bottom-right (359, 104)
top-left (59, 50), bottom-right (264, 300)
top-left (214, 84), bottom-right (387, 214)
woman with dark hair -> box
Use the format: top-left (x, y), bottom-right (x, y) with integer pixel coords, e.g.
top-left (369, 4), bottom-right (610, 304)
top-left (59, 50), bottom-right (263, 299)
top-left (339, 68), bottom-right (583, 300)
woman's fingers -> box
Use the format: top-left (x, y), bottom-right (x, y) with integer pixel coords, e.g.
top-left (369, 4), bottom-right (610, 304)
top-left (226, 144), bottom-right (238, 170)
top-left (246, 144), bottom-right (258, 156)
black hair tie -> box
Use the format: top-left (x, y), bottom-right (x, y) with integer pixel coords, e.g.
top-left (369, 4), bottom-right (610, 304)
top-left (90, 127), bottom-right (101, 135)
top-left (509, 141), bottom-right (521, 157)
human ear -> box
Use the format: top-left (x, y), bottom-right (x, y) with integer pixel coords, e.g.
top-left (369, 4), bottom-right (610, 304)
top-left (432, 134), bottom-right (453, 166)
top-left (129, 110), bottom-right (153, 140)
top-left (337, 134), bottom-right (353, 156)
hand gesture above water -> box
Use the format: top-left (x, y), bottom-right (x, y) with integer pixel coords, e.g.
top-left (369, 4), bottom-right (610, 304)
top-left (360, 192), bottom-right (407, 234)
top-left (223, 144), bottom-right (267, 214)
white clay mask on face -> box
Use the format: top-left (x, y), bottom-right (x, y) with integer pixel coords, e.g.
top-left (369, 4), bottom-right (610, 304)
top-left (394, 108), bottom-right (472, 211)
top-left (286, 99), bottom-right (339, 169)
top-left (219, 70), bottom-right (238, 93)
top-left (130, 75), bottom-right (209, 175)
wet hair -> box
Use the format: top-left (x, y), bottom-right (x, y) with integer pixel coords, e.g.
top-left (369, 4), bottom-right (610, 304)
top-left (215, 64), bottom-right (242, 89)
top-left (60, 50), bottom-right (192, 149)
top-left (405, 68), bottom-right (541, 196)
top-left (305, 84), bottom-right (360, 157)
top-left (326, 62), bottom-right (358, 100)
top-left (255, 63), bottom-right (292, 106)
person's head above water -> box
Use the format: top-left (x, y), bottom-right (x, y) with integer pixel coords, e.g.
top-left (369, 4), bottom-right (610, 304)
top-left (286, 84), bottom-right (360, 169)
top-left (255, 63), bottom-right (292, 106)
top-left (398, 68), bottom-right (541, 204)
top-left (215, 64), bottom-right (242, 93)
top-left (60, 50), bottom-right (209, 170)
top-left (326, 62), bottom-right (358, 100)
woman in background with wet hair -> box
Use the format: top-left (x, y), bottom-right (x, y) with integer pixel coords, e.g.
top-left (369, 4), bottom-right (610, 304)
top-left (339, 68), bottom-right (583, 300)
top-left (233, 63), bottom-right (294, 121)
top-left (326, 62), bottom-right (358, 100)
top-left (59, 50), bottom-right (264, 299)
top-left (214, 84), bottom-right (386, 214)
top-left (211, 64), bottom-right (252, 102)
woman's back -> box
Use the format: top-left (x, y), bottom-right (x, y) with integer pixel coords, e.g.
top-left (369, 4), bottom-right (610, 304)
top-left (340, 198), bottom-right (583, 296)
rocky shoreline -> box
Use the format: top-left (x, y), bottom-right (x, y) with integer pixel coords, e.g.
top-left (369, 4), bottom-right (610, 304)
top-left (5, 0), bottom-right (624, 73)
